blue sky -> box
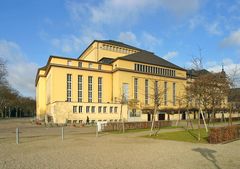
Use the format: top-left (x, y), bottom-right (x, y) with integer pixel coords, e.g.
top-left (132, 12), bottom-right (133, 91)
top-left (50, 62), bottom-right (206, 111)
top-left (0, 0), bottom-right (240, 97)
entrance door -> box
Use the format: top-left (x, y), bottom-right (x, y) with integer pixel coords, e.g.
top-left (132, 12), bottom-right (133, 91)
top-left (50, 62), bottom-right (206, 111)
top-left (158, 114), bottom-right (165, 120)
top-left (147, 113), bottom-right (151, 121)
top-left (182, 112), bottom-right (186, 120)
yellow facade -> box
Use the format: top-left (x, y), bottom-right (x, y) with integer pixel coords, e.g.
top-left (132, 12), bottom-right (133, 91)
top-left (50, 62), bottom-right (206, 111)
top-left (36, 40), bottom-right (188, 123)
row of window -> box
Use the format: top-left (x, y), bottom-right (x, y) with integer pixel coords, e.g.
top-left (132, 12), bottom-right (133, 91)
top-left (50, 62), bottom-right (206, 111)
top-left (134, 64), bottom-right (176, 77)
top-left (67, 74), bottom-right (102, 103)
top-left (134, 78), bottom-right (176, 106)
top-left (67, 60), bottom-right (102, 70)
top-left (101, 44), bottom-right (136, 54)
top-left (73, 106), bottom-right (118, 114)
top-left (69, 119), bottom-right (120, 124)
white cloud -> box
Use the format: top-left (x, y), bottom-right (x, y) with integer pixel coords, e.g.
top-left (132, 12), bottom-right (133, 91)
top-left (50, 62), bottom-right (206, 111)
top-left (162, 51), bottom-right (178, 60)
top-left (118, 32), bottom-right (139, 46)
top-left (221, 29), bottom-right (240, 47)
top-left (0, 40), bottom-right (38, 97)
top-left (205, 22), bottom-right (222, 35)
top-left (50, 30), bottom-right (105, 54)
top-left (141, 32), bottom-right (162, 50)
top-left (160, 0), bottom-right (200, 17)
top-left (189, 15), bottom-right (222, 35)
top-left (66, 0), bottom-right (201, 26)
top-left (117, 31), bottom-right (161, 51)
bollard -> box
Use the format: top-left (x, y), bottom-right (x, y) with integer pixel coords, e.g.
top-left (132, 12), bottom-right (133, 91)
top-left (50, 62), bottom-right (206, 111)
top-left (61, 127), bottom-right (64, 141)
top-left (16, 128), bottom-right (19, 144)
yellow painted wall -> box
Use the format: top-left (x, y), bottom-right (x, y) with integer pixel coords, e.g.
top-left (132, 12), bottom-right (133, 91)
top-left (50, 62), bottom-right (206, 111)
top-left (80, 41), bottom-right (139, 62)
top-left (36, 76), bottom-right (46, 119)
top-left (49, 66), bottom-right (113, 104)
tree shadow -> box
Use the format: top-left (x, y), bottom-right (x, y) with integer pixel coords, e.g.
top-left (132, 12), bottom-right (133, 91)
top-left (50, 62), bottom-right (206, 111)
top-left (192, 148), bottom-right (221, 169)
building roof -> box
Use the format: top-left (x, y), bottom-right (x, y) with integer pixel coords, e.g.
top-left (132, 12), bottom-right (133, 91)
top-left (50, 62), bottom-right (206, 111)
top-left (98, 57), bottom-right (115, 64)
top-left (118, 51), bottom-right (185, 70)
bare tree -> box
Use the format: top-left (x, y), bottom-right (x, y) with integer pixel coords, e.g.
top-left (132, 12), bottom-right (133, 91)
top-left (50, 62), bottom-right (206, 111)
top-left (148, 80), bottom-right (164, 136)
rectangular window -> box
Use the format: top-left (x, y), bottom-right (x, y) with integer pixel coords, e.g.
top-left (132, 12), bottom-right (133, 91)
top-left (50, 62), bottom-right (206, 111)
top-left (110, 107), bottom-right (113, 113)
top-left (89, 63), bottom-right (93, 68)
top-left (98, 106), bottom-right (102, 113)
top-left (88, 76), bottom-right (93, 102)
top-left (67, 60), bottom-right (72, 66)
top-left (78, 62), bottom-right (82, 68)
top-left (78, 75), bottom-right (83, 102)
top-left (98, 64), bottom-right (102, 70)
top-left (103, 106), bottom-right (107, 113)
top-left (134, 78), bottom-right (138, 100)
top-left (86, 106), bottom-right (90, 113)
top-left (145, 79), bottom-right (148, 104)
top-left (67, 74), bottom-right (72, 102)
top-left (98, 77), bottom-right (102, 103)
top-left (114, 107), bottom-right (118, 113)
top-left (173, 83), bottom-right (176, 106)
top-left (164, 82), bottom-right (167, 106)
top-left (122, 83), bottom-right (129, 102)
top-left (143, 65), bottom-right (145, 72)
top-left (92, 106), bottom-right (95, 113)
top-left (79, 106), bottom-right (83, 113)
top-left (73, 106), bottom-right (77, 113)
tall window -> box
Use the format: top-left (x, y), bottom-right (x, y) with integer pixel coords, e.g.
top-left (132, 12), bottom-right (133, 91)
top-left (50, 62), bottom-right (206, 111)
top-left (79, 106), bottom-right (83, 113)
top-left (92, 106), bottom-right (95, 113)
top-left (86, 106), bottom-right (90, 113)
top-left (73, 106), bottom-right (77, 113)
top-left (145, 79), bottom-right (148, 104)
top-left (78, 75), bottom-right (83, 102)
top-left (164, 81), bottom-right (167, 106)
top-left (173, 83), bottom-right (176, 106)
top-left (98, 77), bottom-right (102, 103)
top-left (67, 74), bottom-right (72, 102)
top-left (122, 83), bottom-right (129, 102)
top-left (134, 78), bottom-right (138, 99)
top-left (98, 106), bottom-right (102, 113)
top-left (88, 76), bottom-right (93, 102)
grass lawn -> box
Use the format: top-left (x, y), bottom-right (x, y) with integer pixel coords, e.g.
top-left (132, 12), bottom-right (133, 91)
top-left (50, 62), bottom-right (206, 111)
top-left (145, 128), bottom-right (209, 143)
top-left (108, 126), bottom-right (183, 134)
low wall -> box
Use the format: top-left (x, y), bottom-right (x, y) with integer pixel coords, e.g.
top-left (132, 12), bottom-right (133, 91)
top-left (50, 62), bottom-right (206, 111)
top-left (208, 125), bottom-right (240, 144)
top-left (102, 121), bottom-right (172, 132)
top-left (200, 117), bottom-right (240, 124)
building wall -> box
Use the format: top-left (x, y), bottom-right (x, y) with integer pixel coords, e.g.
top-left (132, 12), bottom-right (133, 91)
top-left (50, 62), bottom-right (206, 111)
top-left (36, 41), bottom-right (193, 123)
top-left (36, 71), bottom-right (46, 120)
top-left (80, 42), bottom-right (139, 62)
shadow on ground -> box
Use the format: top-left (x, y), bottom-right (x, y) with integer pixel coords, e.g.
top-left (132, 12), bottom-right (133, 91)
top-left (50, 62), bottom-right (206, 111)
top-left (192, 148), bottom-right (221, 169)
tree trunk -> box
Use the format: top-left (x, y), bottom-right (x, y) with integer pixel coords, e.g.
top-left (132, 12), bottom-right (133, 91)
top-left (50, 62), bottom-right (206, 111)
top-left (198, 109), bottom-right (201, 141)
top-left (150, 107), bottom-right (157, 136)
top-left (175, 109), bottom-right (180, 126)
top-left (229, 104), bottom-right (232, 126)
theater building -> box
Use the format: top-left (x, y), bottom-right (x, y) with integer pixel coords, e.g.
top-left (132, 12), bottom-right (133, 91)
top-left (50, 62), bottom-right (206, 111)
top-left (36, 40), bottom-right (187, 124)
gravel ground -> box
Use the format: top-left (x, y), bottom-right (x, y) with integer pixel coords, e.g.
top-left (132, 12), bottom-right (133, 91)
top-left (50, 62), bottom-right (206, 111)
top-left (0, 119), bottom-right (240, 169)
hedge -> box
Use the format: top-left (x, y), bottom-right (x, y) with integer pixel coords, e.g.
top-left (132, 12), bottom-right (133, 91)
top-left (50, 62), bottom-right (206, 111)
top-left (208, 125), bottom-right (240, 144)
